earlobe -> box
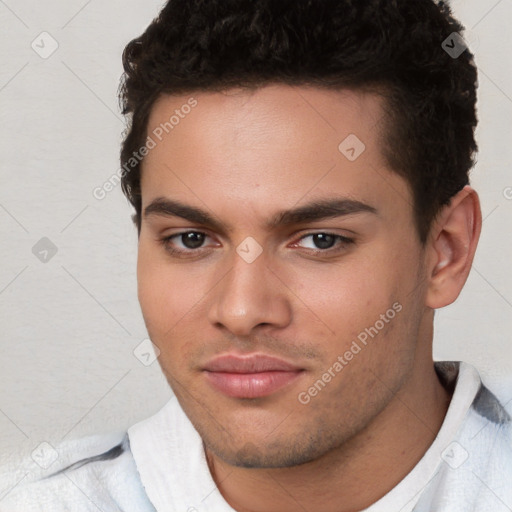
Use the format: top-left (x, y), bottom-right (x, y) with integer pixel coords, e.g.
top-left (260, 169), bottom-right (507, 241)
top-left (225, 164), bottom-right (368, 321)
top-left (425, 186), bottom-right (482, 309)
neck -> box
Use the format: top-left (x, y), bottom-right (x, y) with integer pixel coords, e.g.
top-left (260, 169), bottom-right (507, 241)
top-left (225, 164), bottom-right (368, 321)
top-left (205, 337), bottom-right (452, 512)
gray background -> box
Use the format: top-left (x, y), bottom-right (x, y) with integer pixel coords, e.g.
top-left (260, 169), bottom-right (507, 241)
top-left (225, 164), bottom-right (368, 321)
top-left (0, 0), bottom-right (511, 490)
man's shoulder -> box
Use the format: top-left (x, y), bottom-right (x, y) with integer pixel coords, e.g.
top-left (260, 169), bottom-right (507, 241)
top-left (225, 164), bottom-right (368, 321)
top-left (471, 379), bottom-right (512, 426)
top-left (420, 395), bottom-right (512, 511)
top-left (0, 431), bottom-right (154, 512)
top-left (463, 379), bottom-right (512, 473)
top-left (414, 364), bottom-right (512, 511)
top-left (449, 362), bottom-right (512, 468)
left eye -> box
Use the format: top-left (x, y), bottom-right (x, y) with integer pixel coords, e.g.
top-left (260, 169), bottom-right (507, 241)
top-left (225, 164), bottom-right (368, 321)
top-left (293, 233), bottom-right (354, 252)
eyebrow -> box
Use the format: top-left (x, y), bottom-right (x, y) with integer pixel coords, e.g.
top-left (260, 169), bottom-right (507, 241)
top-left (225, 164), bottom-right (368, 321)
top-left (143, 196), bottom-right (378, 232)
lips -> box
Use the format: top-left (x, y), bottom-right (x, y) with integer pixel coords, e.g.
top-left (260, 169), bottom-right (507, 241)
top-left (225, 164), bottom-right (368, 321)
top-left (203, 354), bottom-right (304, 399)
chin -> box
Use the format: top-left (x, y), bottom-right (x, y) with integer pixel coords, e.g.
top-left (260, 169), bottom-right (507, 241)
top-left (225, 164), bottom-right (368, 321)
top-left (204, 434), bottom-right (329, 469)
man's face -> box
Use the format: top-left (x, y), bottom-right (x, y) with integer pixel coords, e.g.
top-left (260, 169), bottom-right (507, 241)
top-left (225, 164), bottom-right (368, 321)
top-left (137, 84), bottom-right (430, 467)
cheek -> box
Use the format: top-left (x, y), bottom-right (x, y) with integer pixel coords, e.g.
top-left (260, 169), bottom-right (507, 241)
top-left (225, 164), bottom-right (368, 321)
top-left (136, 243), bottom-right (211, 362)
top-left (294, 252), bottom-right (419, 374)
top-left (293, 258), bottom-right (397, 333)
top-left (137, 247), bottom-right (161, 324)
top-left (137, 243), bottom-right (184, 333)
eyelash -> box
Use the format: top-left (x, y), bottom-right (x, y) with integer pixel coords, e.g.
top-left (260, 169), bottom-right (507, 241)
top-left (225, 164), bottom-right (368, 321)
top-left (159, 231), bottom-right (354, 258)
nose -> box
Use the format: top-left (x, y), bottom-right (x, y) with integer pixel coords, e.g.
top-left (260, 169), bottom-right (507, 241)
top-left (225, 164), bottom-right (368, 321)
top-left (207, 249), bottom-right (292, 338)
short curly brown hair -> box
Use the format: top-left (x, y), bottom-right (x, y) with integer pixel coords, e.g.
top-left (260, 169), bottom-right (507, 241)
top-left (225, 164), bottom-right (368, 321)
top-left (118, 0), bottom-right (478, 243)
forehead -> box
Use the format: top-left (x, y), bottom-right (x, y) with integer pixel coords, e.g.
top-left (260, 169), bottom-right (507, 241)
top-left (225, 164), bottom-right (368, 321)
top-left (146, 85), bottom-right (386, 159)
top-left (141, 84), bottom-right (412, 227)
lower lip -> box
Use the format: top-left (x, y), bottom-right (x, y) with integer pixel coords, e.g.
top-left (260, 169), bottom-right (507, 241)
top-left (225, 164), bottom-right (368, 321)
top-left (204, 370), bottom-right (303, 399)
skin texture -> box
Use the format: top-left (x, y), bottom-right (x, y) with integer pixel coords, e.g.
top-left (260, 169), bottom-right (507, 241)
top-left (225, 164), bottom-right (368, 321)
top-left (136, 84), bottom-right (481, 512)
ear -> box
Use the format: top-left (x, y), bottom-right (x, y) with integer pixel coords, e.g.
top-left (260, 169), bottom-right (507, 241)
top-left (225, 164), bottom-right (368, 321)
top-left (425, 186), bottom-right (482, 309)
